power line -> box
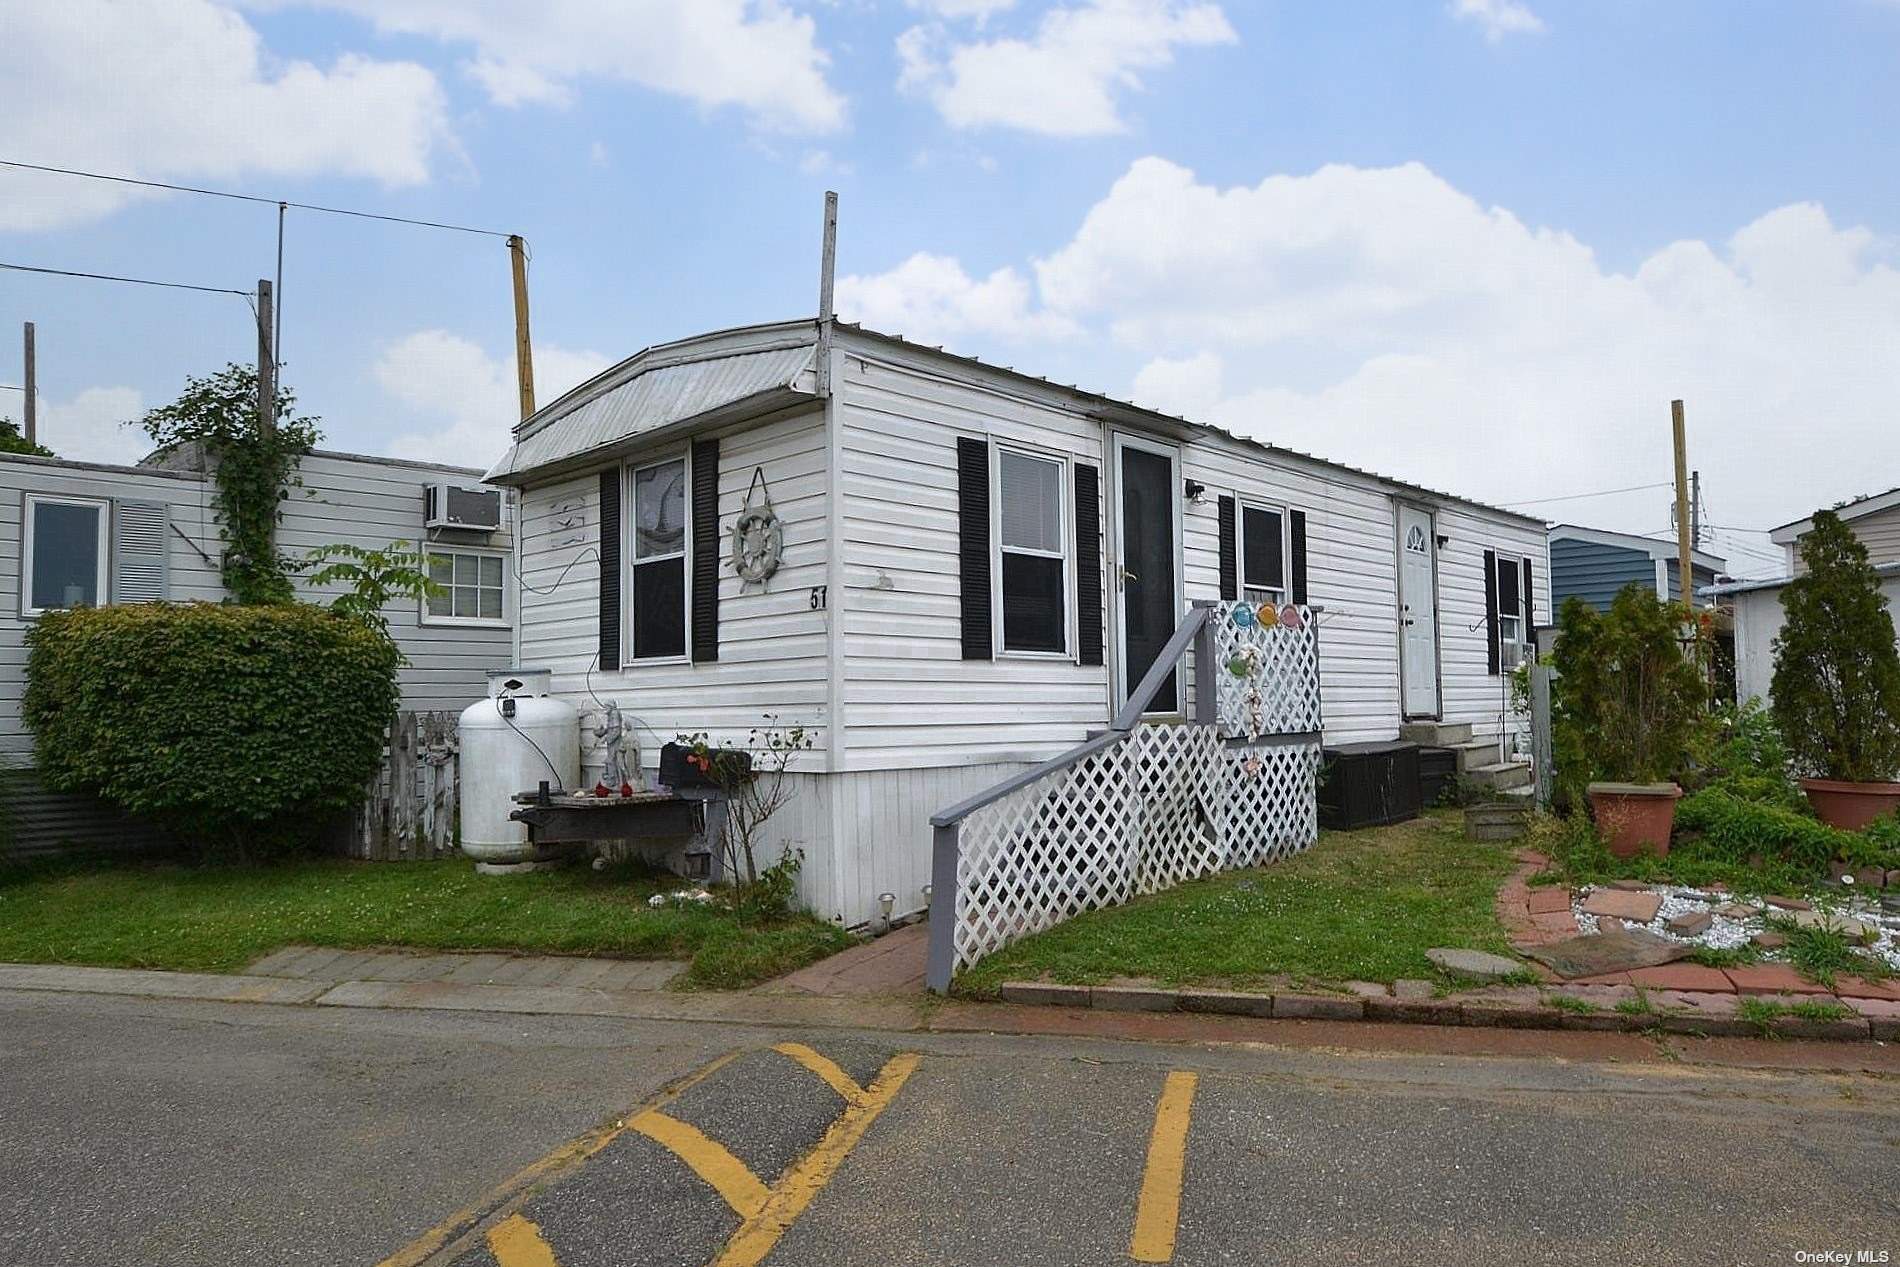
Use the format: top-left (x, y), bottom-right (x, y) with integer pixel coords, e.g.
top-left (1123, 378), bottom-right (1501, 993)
top-left (0, 159), bottom-right (514, 240)
top-left (1502, 481), bottom-right (1672, 508)
top-left (1, 260), bottom-right (252, 299)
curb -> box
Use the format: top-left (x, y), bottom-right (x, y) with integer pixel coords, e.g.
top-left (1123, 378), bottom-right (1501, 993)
top-left (993, 980), bottom-right (1897, 1043)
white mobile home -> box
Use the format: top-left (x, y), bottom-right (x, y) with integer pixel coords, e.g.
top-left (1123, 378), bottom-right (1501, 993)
top-left (1, 447), bottom-right (515, 852)
top-left (487, 319), bottom-right (1549, 927)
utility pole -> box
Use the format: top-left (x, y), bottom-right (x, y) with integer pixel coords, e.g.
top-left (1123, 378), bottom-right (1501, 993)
top-left (256, 280), bottom-right (275, 439)
top-left (816, 190), bottom-right (838, 397)
top-left (507, 235), bottom-right (535, 421)
top-left (21, 321), bottom-right (35, 448)
top-left (1672, 400), bottom-right (1692, 609)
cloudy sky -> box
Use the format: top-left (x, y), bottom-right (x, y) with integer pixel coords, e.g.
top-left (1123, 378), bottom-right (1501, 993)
top-left (4, 1), bottom-right (1898, 576)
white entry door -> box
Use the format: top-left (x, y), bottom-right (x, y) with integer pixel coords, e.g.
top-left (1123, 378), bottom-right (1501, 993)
top-left (1397, 505), bottom-right (1441, 718)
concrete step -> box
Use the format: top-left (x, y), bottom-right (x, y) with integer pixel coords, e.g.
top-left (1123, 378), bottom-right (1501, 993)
top-left (1399, 720), bottom-right (1473, 746)
top-left (1468, 760), bottom-right (1533, 790)
top-left (1451, 738), bottom-right (1511, 773)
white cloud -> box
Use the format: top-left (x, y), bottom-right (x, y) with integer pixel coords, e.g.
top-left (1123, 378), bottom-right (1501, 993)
top-left (836, 157), bottom-right (1900, 569)
top-left (836, 252), bottom-right (1079, 347)
top-left (284, 0), bottom-right (847, 133)
top-left (1449, 0), bottom-right (1546, 42)
top-left (32, 387), bottom-right (149, 465)
top-left (0, 0), bottom-right (451, 231)
top-left (379, 330), bottom-right (610, 467)
top-left (897, 0), bottom-right (1235, 137)
top-left (906, 0), bottom-right (1018, 22)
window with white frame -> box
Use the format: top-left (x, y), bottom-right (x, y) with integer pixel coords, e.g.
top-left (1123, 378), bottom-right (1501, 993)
top-left (22, 494), bottom-right (109, 616)
top-left (1494, 552), bottom-right (1526, 651)
top-left (1240, 502), bottom-right (1286, 602)
top-left (423, 547), bottom-right (506, 624)
top-left (996, 447), bottom-right (1068, 654)
top-left (630, 456), bottom-right (688, 659)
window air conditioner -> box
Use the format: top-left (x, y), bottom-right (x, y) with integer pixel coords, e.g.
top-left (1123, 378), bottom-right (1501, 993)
top-left (424, 483), bottom-right (503, 531)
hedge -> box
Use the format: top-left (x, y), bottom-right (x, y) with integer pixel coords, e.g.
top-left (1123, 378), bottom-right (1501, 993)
top-left (24, 602), bottom-right (402, 855)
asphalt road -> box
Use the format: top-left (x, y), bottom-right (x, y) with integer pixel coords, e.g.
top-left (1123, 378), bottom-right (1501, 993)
top-left (2, 988), bottom-right (1897, 1267)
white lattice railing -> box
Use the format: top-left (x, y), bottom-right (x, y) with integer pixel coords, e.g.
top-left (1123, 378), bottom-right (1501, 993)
top-left (927, 601), bottom-right (1323, 990)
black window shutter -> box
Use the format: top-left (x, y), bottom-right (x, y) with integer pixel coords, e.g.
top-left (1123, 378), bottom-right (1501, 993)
top-left (1075, 461), bottom-right (1104, 666)
top-left (690, 439), bottom-right (719, 663)
top-left (1289, 510), bottom-right (1309, 605)
top-left (1483, 548), bottom-right (1500, 676)
top-left (1522, 556), bottom-right (1535, 629)
top-left (599, 469), bottom-right (621, 671)
top-left (957, 437), bottom-right (992, 660)
top-left (1217, 496), bottom-right (1237, 601)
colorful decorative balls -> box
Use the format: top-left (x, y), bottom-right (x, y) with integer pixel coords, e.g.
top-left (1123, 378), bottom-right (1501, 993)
top-left (1231, 602), bottom-right (1255, 627)
top-left (1255, 602), bottom-right (1279, 628)
top-left (1280, 605), bottom-right (1304, 629)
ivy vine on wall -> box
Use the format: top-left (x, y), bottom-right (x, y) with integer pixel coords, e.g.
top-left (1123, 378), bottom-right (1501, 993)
top-left (139, 363), bottom-right (321, 605)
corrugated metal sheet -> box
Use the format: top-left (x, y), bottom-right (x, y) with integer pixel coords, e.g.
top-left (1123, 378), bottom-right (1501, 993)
top-left (2, 769), bottom-right (177, 859)
top-left (489, 344), bottom-right (817, 482)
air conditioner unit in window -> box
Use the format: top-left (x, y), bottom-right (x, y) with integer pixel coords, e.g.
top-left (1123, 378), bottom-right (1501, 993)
top-left (1500, 640), bottom-right (1529, 670)
top-left (424, 483), bottom-right (502, 532)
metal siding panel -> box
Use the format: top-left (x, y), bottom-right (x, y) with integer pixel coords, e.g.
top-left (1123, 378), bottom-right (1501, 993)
top-left (504, 347), bottom-right (816, 475)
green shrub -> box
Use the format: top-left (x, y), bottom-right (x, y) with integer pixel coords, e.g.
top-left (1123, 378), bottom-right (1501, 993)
top-left (1551, 587), bottom-right (1708, 796)
top-left (1771, 510), bottom-right (1900, 783)
top-left (1674, 788), bottom-right (1846, 874)
top-left (23, 603), bottom-right (401, 856)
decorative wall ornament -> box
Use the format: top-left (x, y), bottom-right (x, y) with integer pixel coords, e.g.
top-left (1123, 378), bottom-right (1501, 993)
top-left (731, 467), bottom-right (783, 584)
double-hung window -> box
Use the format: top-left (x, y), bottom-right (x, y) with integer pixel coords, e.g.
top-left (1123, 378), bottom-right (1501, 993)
top-left (1240, 503), bottom-right (1286, 603)
top-left (630, 456), bottom-right (688, 659)
top-left (995, 447), bottom-right (1068, 655)
top-left (1494, 552), bottom-right (1525, 651)
top-left (423, 547), bottom-right (506, 625)
top-left (22, 494), bottom-right (109, 616)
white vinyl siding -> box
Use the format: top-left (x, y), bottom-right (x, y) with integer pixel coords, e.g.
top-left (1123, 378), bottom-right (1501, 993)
top-left (517, 405), bottom-right (831, 779)
top-left (836, 349), bottom-right (1109, 771)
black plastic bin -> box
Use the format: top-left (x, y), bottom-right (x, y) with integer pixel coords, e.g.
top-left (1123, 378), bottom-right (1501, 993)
top-left (1318, 741), bottom-right (1423, 831)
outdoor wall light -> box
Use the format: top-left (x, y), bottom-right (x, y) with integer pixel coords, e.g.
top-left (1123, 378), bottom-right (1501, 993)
top-left (1184, 479), bottom-right (1208, 504)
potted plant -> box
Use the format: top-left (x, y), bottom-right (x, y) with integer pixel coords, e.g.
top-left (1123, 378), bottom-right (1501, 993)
top-left (1552, 586), bottom-right (1707, 857)
top-left (1771, 510), bottom-right (1900, 829)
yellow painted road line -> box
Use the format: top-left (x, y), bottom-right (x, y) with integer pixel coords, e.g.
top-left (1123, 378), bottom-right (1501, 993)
top-left (772, 1041), bottom-right (868, 1106)
top-left (1130, 1070), bottom-right (1199, 1264)
top-left (713, 1051), bottom-right (921, 1267)
top-left (486, 1214), bottom-right (560, 1267)
top-left (374, 1050), bottom-right (740, 1267)
top-left (630, 1109), bottom-right (772, 1219)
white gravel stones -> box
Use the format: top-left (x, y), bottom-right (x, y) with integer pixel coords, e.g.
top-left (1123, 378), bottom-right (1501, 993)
top-left (1571, 883), bottom-right (1900, 970)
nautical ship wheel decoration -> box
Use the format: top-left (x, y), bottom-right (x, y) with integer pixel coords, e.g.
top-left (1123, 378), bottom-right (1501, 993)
top-left (731, 467), bottom-right (783, 584)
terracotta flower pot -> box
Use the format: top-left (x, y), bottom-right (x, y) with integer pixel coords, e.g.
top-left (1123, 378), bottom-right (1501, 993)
top-left (1586, 782), bottom-right (1683, 859)
top-left (1800, 778), bottom-right (1900, 831)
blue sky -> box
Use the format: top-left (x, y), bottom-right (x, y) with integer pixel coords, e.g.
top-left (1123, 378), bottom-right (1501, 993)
top-left (4, 0), bottom-right (1898, 576)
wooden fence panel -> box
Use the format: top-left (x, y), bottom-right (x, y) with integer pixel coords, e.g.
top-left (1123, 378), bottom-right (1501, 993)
top-left (346, 710), bottom-right (461, 861)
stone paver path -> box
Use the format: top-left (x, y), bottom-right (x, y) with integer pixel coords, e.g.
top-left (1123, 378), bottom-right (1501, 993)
top-left (760, 922), bottom-right (928, 997)
top-left (246, 946), bottom-right (686, 991)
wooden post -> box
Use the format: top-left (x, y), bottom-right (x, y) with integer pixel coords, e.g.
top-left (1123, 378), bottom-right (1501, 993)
top-left (21, 321), bottom-right (35, 448)
top-left (1671, 400), bottom-right (1691, 608)
top-left (508, 235), bottom-right (536, 421)
top-left (816, 191), bottom-right (837, 397)
top-left (256, 280), bottom-right (275, 438)
top-left (1530, 664), bottom-right (1557, 811)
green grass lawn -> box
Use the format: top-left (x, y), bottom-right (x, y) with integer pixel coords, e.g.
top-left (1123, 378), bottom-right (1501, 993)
top-left (0, 855), bottom-right (854, 990)
top-left (956, 811), bottom-right (1518, 995)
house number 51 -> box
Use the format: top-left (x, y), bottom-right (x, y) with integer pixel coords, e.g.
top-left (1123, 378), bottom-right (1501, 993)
top-left (809, 585), bottom-right (828, 610)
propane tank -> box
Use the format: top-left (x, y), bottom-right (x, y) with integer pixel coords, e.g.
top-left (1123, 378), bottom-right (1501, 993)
top-left (458, 668), bottom-right (580, 870)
